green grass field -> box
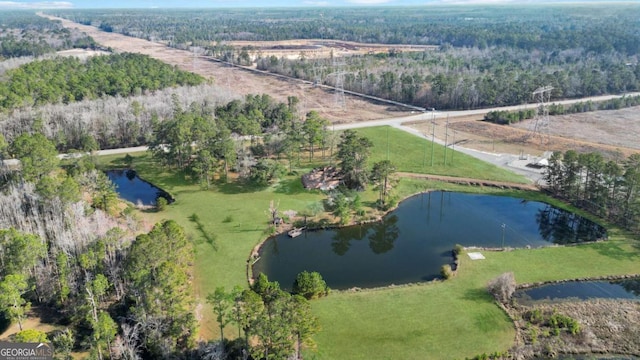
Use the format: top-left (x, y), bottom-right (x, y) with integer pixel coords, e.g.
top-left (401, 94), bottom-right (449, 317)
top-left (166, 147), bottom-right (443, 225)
top-left (357, 126), bottom-right (528, 183)
top-left (309, 236), bottom-right (639, 359)
top-left (98, 126), bottom-right (639, 359)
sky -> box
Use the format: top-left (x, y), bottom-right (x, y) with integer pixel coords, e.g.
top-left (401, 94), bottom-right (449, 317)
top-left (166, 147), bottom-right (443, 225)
top-left (0, 0), bottom-right (622, 8)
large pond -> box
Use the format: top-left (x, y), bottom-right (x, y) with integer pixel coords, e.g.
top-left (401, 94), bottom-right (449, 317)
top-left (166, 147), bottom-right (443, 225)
top-left (514, 278), bottom-right (640, 305)
top-left (253, 191), bottom-right (606, 290)
top-left (106, 169), bottom-right (173, 206)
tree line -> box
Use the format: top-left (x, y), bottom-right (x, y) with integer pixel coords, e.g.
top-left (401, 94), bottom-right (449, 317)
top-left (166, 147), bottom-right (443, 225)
top-left (48, 5), bottom-right (640, 55)
top-left (544, 151), bottom-right (640, 233)
top-left (483, 95), bottom-right (640, 125)
top-left (0, 52), bottom-right (203, 111)
top-left (0, 12), bottom-right (96, 59)
top-left (0, 84), bottom-right (238, 152)
top-left (258, 46), bottom-right (640, 110)
top-left (207, 273), bottom-right (324, 359)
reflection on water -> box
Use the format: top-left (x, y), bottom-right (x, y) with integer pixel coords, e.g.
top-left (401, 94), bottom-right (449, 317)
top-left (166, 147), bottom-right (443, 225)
top-left (514, 279), bottom-right (640, 304)
top-left (537, 205), bottom-right (607, 244)
top-left (106, 169), bottom-right (173, 206)
top-left (368, 215), bottom-right (400, 254)
top-left (254, 191), bottom-right (607, 290)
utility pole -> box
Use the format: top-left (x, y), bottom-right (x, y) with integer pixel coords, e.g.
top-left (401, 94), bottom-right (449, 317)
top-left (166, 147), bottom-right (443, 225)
top-left (430, 115), bottom-right (435, 167)
top-left (423, 113), bottom-right (428, 168)
top-left (443, 117), bottom-right (449, 166)
top-left (386, 126), bottom-right (390, 160)
top-left (451, 130), bottom-right (456, 165)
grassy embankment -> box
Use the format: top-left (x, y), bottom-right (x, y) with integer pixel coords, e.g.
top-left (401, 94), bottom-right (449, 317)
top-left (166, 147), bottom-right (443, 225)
top-left (100, 126), bottom-right (639, 359)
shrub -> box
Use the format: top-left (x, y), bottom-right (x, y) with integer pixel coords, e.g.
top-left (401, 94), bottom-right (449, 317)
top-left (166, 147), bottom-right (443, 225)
top-left (453, 244), bottom-right (464, 257)
top-left (156, 197), bottom-right (168, 211)
top-left (124, 153), bottom-right (134, 166)
top-left (223, 215), bottom-right (233, 223)
top-left (440, 264), bottom-right (454, 279)
top-left (487, 272), bottom-right (516, 305)
top-left (14, 329), bottom-right (48, 343)
top-left (525, 308), bottom-right (544, 324)
top-left (292, 271), bottom-right (329, 299)
top-left (549, 312), bottom-right (581, 335)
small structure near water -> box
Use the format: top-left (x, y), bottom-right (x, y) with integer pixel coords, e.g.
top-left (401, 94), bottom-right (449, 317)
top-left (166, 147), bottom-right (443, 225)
top-left (288, 227), bottom-right (305, 238)
top-left (301, 166), bottom-right (342, 191)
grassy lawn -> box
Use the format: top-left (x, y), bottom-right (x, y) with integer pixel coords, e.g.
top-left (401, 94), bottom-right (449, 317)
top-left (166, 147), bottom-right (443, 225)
top-left (309, 236), bottom-right (640, 360)
top-left (357, 126), bottom-right (529, 184)
top-left (96, 126), bottom-right (639, 359)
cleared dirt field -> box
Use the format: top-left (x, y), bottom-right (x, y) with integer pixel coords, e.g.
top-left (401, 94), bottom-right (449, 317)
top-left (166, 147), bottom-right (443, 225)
top-left (410, 106), bottom-right (640, 159)
top-left (225, 39), bottom-right (437, 60)
top-left (513, 107), bottom-right (640, 151)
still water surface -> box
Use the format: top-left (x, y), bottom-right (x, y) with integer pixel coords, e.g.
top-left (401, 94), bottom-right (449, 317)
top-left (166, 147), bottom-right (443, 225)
top-left (254, 191), bottom-right (606, 290)
top-left (514, 279), bottom-right (640, 304)
top-left (106, 169), bottom-right (173, 206)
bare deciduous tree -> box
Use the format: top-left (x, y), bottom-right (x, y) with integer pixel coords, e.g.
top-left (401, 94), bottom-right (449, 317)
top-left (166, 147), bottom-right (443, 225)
top-left (487, 272), bottom-right (516, 305)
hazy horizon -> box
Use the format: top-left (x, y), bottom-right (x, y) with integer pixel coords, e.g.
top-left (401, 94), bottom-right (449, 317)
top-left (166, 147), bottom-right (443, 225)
top-left (0, 0), bottom-right (630, 9)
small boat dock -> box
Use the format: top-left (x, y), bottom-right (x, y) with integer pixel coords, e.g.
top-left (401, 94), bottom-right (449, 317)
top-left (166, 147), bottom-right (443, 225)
top-left (288, 227), bottom-right (305, 238)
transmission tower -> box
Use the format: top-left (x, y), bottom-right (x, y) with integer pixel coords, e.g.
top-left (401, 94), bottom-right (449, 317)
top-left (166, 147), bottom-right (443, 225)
top-left (311, 50), bottom-right (323, 87)
top-left (191, 45), bottom-right (203, 73)
top-left (530, 85), bottom-right (554, 144)
top-left (331, 57), bottom-right (346, 110)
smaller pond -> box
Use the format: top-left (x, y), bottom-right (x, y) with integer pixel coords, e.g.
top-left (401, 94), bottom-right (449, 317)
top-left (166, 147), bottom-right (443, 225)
top-left (514, 278), bottom-right (640, 305)
top-left (106, 169), bottom-right (173, 206)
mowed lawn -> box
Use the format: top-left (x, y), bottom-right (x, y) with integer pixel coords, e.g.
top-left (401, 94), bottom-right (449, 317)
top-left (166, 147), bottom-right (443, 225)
top-left (357, 126), bottom-right (529, 183)
top-left (99, 126), bottom-right (639, 359)
top-left (309, 236), bottom-right (640, 360)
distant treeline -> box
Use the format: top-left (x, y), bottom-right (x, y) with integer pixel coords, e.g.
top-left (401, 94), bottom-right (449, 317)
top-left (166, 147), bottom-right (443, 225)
top-left (484, 95), bottom-right (640, 125)
top-left (0, 53), bottom-right (203, 111)
top-left (259, 47), bottom-right (639, 110)
top-left (45, 6), bottom-right (640, 111)
top-left (48, 5), bottom-right (640, 55)
top-left (0, 12), bottom-right (96, 58)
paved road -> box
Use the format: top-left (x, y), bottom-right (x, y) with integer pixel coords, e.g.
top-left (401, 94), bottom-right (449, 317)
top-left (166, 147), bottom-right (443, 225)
top-left (5, 92), bottom-right (637, 184)
top-left (333, 92), bottom-right (640, 130)
top-left (331, 92), bottom-right (639, 184)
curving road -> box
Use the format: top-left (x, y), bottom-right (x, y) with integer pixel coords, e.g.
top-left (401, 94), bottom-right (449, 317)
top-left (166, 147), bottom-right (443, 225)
top-left (4, 93), bottom-right (637, 184)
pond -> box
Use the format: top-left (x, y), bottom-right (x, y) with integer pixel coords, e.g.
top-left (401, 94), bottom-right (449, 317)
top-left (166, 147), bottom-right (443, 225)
top-left (253, 191), bottom-right (606, 290)
top-left (514, 278), bottom-right (640, 305)
top-left (106, 169), bottom-right (173, 206)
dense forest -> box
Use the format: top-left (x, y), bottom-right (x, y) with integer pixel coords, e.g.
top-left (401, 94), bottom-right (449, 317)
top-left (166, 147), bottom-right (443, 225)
top-left (48, 6), bottom-right (640, 54)
top-left (0, 53), bottom-right (203, 111)
top-left (258, 46), bottom-right (640, 109)
top-left (0, 11), bottom-right (96, 59)
top-left (0, 84), bottom-right (234, 152)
